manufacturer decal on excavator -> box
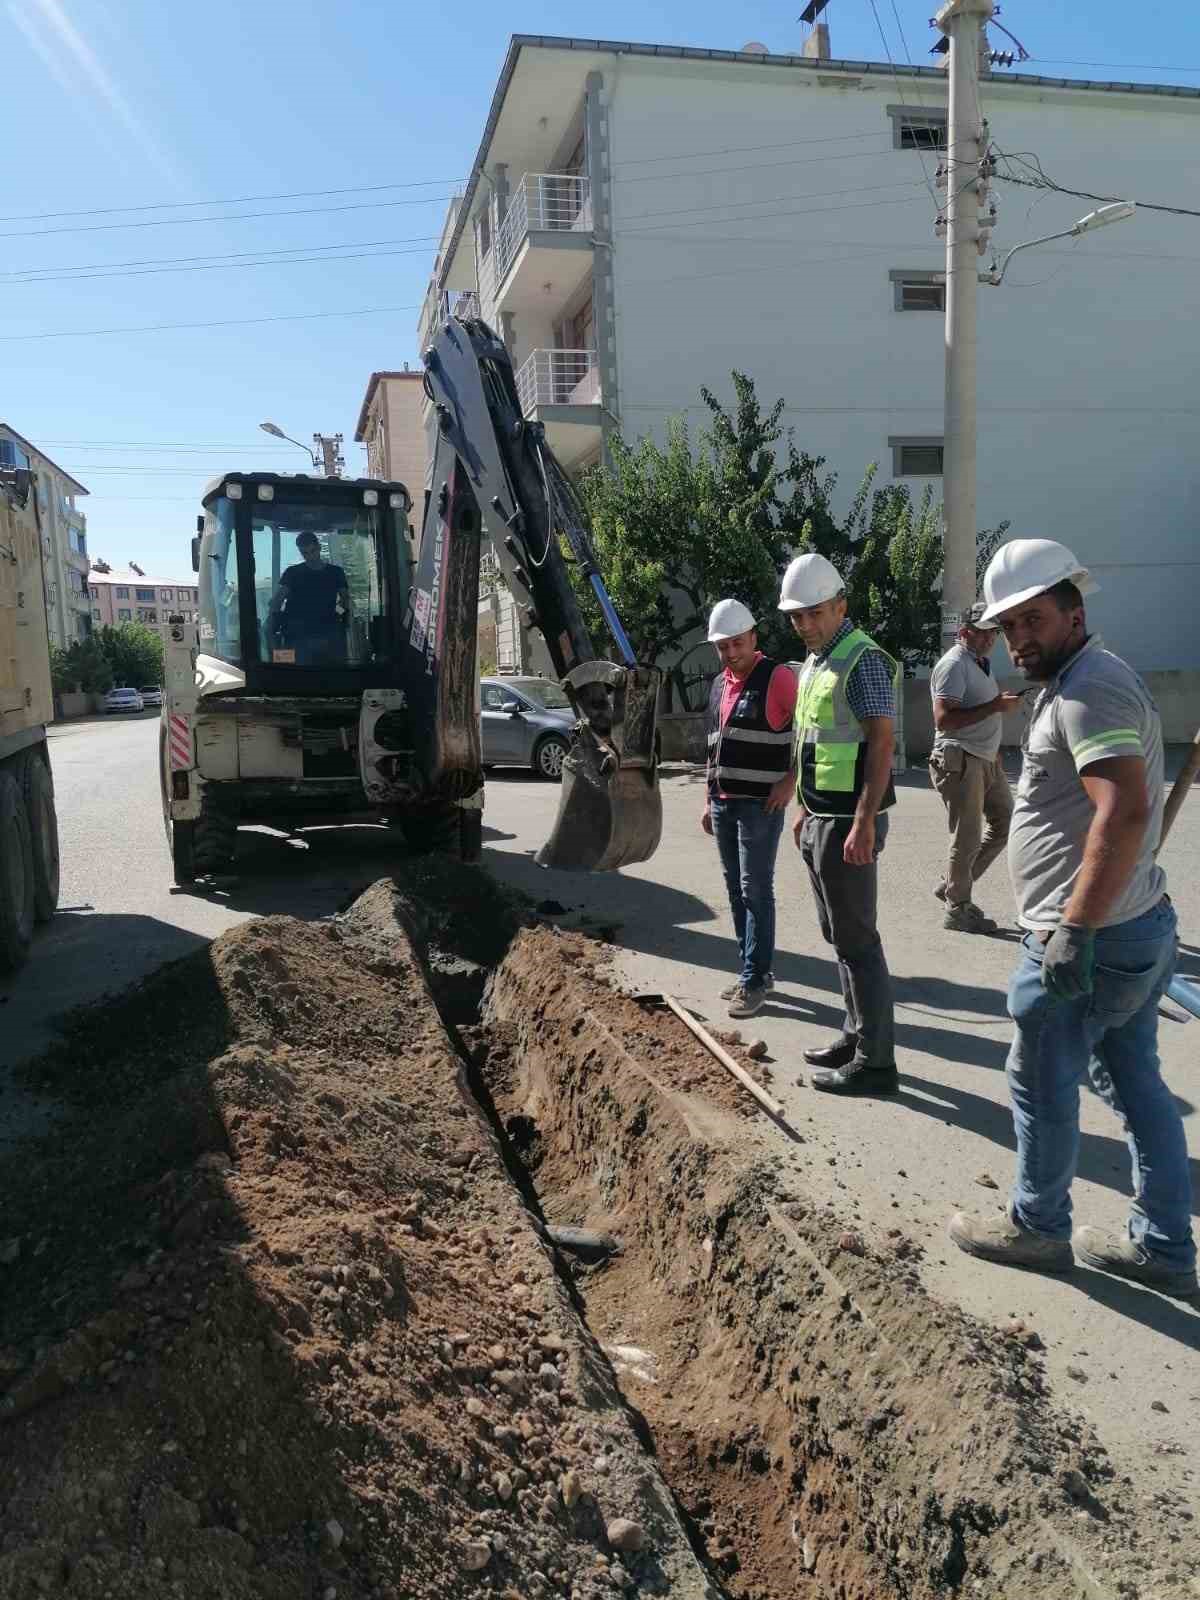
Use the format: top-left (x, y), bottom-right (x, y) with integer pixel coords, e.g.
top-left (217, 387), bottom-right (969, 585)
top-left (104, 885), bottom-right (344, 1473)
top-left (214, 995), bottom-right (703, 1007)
top-left (409, 587), bottom-right (431, 653)
top-left (424, 519), bottom-right (446, 677)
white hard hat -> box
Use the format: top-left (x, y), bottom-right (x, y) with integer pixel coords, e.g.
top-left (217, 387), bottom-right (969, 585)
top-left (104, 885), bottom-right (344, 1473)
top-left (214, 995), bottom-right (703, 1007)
top-left (979, 539), bottom-right (1098, 624)
top-left (707, 598), bottom-right (758, 642)
top-left (778, 552), bottom-right (844, 613)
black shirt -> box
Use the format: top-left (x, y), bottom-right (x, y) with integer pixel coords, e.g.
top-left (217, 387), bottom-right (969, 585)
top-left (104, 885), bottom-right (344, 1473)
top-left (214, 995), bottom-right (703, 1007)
top-left (277, 561), bottom-right (347, 633)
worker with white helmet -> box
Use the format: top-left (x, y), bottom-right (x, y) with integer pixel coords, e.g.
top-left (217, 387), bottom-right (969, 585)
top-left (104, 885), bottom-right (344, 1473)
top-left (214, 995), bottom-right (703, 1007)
top-left (702, 597), bottom-right (798, 1018)
top-left (950, 539), bottom-right (1195, 1298)
top-left (779, 552), bottom-right (900, 1094)
top-left (928, 602), bottom-right (1022, 933)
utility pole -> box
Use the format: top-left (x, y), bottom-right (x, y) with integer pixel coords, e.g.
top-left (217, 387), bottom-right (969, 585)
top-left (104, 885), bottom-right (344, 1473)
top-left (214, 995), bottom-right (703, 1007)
top-left (935, 0), bottom-right (994, 652)
top-left (313, 433), bottom-right (345, 478)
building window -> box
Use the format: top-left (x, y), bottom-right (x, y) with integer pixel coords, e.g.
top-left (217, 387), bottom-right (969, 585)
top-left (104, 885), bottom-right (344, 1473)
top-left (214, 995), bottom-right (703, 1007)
top-left (890, 436), bottom-right (944, 476)
top-left (135, 587), bottom-right (155, 602)
top-left (160, 588), bottom-right (173, 601)
top-left (88, 585), bottom-right (99, 599)
top-left (92, 608), bottom-right (102, 620)
top-left (118, 607), bottom-right (132, 621)
top-left (890, 270), bottom-right (945, 312)
top-left (69, 526), bottom-right (88, 555)
top-left (115, 585), bottom-right (130, 599)
top-left (887, 104), bottom-right (947, 151)
top-left (137, 607), bottom-right (158, 624)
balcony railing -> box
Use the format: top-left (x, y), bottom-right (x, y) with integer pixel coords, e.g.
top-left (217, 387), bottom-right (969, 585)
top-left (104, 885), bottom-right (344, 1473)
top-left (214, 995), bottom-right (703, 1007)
top-left (452, 290), bottom-right (481, 320)
top-left (515, 349), bottom-right (600, 415)
top-left (481, 173), bottom-right (592, 310)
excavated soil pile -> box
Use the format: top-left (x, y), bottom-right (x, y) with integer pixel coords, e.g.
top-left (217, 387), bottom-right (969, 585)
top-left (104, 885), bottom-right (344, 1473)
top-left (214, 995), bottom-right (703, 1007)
top-left (482, 927), bottom-right (1200, 1600)
top-left (0, 866), bottom-right (718, 1600)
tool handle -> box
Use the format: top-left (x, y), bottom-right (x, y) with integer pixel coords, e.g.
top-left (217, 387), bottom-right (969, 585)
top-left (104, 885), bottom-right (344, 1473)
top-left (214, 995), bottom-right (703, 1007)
top-left (661, 994), bottom-right (785, 1119)
top-left (1158, 727), bottom-right (1200, 854)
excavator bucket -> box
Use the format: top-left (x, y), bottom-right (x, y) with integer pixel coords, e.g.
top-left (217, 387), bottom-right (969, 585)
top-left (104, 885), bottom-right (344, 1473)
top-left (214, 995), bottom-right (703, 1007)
top-left (537, 663), bottom-right (663, 872)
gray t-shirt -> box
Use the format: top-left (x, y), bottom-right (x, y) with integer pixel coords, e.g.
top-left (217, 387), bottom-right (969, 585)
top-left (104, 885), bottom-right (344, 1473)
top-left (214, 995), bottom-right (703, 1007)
top-left (1008, 636), bottom-right (1165, 932)
top-left (930, 642), bottom-right (1002, 761)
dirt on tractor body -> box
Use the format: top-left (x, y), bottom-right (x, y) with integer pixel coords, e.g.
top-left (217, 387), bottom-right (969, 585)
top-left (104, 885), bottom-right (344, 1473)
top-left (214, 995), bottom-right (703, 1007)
top-left (1, 870), bottom-right (1195, 1600)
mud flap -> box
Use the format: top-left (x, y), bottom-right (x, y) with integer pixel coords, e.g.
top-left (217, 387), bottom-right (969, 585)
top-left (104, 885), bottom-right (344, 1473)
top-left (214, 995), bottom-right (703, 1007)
top-left (536, 663), bottom-right (662, 872)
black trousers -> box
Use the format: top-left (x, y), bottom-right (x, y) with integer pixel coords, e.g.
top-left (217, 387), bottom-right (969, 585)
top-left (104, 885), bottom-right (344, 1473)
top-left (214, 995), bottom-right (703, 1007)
top-left (800, 812), bottom-right (895, 1067)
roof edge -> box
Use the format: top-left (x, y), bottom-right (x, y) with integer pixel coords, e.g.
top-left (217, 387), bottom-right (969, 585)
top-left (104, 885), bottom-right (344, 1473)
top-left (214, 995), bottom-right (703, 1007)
top-left (0, 421), bottom-right (89, 496)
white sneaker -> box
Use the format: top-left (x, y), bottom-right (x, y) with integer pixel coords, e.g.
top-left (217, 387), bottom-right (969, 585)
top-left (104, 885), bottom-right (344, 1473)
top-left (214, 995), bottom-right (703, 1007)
top-left (721, 972), bottom-right (774, 1001)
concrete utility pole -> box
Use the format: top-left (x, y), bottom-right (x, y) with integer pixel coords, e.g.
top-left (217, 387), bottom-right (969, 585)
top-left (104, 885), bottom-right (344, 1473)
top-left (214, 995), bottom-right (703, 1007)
top-left (935, 0), bottom-right (994, 652)
top-left (313, 433), bottom-right (345, 478)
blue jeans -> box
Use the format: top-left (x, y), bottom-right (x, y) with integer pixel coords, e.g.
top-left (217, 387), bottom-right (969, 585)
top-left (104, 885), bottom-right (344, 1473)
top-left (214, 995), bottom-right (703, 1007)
top-left (710, 797), bottom-right (786, 989)
top-left (1007, 897), bottom-right (1195, 1270)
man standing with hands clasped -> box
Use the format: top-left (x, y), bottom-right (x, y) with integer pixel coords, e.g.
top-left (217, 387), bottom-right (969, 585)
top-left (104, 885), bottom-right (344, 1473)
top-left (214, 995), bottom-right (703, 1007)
top-left (951, 540), bottom-right (1195, 1298)
top-left (702, 600), bottom-right (797, 1018)
top-left (929, 604), bottom-right (1022, 932)
top-left (780, 554), bottom-right (900, 1095)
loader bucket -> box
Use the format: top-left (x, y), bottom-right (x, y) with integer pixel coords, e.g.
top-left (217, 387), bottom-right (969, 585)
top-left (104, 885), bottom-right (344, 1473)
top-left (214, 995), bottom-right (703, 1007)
top-left (536, 664), bottom-right (663, 873)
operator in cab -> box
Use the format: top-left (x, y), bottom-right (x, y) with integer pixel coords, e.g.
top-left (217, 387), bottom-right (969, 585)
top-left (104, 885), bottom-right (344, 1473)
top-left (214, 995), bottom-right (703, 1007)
top-left (266, 532), bottom-right (352, 665)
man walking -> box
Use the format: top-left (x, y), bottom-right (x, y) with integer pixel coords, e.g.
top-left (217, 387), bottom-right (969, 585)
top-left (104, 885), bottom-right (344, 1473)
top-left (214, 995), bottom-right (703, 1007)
top-left (701, 599), bottom-right (797, 1019)
top-left (951, 539), bottom-right (1195, 1299)
top-left (929, 606), bottom-right (1021, 932)
top-left (780, 554), bottom-right (899, 1095)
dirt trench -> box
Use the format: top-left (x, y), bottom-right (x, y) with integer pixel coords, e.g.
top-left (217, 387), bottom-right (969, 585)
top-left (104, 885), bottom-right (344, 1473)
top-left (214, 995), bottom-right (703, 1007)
top-left (1, 869), bottom-right (1195, 1600)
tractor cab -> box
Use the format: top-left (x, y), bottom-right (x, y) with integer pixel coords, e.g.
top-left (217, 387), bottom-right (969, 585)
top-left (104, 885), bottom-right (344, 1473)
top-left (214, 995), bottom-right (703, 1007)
top-left (194, 471), bottom-right (414, 698)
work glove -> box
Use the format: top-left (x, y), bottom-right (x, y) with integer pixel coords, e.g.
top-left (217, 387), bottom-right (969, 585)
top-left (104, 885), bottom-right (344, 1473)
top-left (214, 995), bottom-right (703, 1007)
top-left (1041, 923), bottom-right (1096, 1001)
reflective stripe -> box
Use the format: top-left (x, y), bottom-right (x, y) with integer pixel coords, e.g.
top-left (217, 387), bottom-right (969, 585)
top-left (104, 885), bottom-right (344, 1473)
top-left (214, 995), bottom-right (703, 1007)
top-left (717, 764), bottom-right (791, 784)
top-left (1072, 727), bottom-right (1142, 764)
top-left (795, 627), bottom-right (898, 812)
top-left (722, 726), bottom-right (793, 746)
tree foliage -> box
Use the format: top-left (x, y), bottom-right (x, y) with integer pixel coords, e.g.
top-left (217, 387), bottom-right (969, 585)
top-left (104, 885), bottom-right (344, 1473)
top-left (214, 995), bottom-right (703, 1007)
top-left (51, 636), bottom-right (112, 695)
top-left (575, 372), bottom-right (1007, 706)
top-left (95, 623), bottom-right (164, 688)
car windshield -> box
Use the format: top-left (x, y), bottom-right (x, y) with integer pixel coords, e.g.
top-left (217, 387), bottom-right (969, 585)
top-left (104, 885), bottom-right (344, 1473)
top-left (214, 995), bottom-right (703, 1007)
top-left (516, 680), bottom-right (571, 710)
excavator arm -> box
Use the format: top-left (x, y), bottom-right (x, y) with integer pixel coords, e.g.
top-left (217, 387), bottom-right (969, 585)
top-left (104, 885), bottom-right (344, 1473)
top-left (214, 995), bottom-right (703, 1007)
top-left (402, 316), bottom-right (661, 871)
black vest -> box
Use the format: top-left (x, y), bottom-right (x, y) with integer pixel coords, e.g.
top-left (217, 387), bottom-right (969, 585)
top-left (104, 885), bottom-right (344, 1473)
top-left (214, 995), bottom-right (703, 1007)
top-left (706, 656), bottom-right (795, 799)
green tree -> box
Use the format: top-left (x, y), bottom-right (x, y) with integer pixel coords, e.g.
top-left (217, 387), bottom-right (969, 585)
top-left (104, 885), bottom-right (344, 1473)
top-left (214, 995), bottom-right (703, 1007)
top-left (575, 371), bottom-right (1008, 705)
top-left (51, 636), bottom-right (113, 695)
top-left (96, 623), bottom-right (163, 688)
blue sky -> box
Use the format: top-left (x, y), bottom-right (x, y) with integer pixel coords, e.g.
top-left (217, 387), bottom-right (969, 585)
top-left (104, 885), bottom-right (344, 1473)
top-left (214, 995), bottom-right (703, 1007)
top-left (3, 0), bottom-right (1197, 574)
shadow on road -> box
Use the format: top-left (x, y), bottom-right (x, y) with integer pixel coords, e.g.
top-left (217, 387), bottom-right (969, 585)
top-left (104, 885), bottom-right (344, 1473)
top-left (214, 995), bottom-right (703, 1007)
top-left (176, 823), bottom-right (403, 917)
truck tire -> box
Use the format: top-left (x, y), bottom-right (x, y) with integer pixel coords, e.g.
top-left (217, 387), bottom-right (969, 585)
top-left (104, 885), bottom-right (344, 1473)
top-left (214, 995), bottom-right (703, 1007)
top-left (16, 749), bottom-right (60, 923)
top-left (0, 771), bottom-right (35, 972)
top-left (192, 791), bottom-right (238, 877)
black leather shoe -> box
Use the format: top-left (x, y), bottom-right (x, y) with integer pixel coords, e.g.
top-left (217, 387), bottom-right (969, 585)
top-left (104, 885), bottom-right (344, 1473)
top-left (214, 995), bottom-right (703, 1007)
top-left (810, 1059), bottom-right (899, 1095)
top-left (803, 1036), bottom-right (858, 1069)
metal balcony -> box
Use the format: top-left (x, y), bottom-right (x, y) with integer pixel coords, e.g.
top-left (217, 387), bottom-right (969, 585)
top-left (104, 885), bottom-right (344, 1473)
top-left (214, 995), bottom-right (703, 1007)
top-left (515, 349), bottom-right (602, 468)
top-left (480, 173), bottom-right (594, 320)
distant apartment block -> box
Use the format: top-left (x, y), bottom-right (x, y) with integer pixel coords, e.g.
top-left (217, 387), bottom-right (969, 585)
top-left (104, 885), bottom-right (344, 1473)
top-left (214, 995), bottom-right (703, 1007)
top-left (416, 33), bottom-right (1200, 675)
top-left (1, 423), bottom-right (91, 650)
top-left (88, 570), bottom-right (200, 648)
top-left (354, 369), bottom-right (428, 495)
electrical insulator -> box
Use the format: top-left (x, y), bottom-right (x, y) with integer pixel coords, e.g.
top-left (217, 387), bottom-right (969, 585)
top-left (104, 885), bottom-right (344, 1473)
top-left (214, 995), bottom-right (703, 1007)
top-left (935, 161), bottom-right (949, 190)
top-left (935, 214), bottom-right (948, 240)
top-left (978, 154), bottom-right (996, 180)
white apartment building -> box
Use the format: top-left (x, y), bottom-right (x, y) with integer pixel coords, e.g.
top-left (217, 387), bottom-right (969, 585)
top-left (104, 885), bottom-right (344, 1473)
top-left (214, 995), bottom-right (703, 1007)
top-left (0, 423), bottom-right (91, 651)
top-left (417, 33), bottom-right (1200, 676)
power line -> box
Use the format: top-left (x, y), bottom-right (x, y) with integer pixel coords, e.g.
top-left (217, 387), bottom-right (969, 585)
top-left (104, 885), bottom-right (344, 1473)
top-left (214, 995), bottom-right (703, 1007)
top-left (612, 127), bottom-right (894, 167)
top-left (993, 149), bottom-right (1200, 220)
top-left (866, 0), bottom-right (941, 214)
top-left (4, 232), bottom-right (441, 281)
top-left (1027, 58), bottom-right (1200, 74)
top-left (0, 194), bottom-right (456, 242)
top-left (7, 241), bottom-right (439, 288)
top-left (0, 302), bottom-right (421, 342)
top-left (0, 178), bottom-right (463, 226)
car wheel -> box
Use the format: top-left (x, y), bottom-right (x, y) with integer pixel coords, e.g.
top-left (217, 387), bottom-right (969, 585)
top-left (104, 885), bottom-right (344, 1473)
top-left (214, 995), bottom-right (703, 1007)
top-left (533, 735), bottom-right (569, 782)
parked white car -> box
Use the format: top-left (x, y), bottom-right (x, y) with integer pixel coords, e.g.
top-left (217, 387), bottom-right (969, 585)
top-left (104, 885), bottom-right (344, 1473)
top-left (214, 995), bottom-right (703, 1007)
top-left (104, 687), bottom-right (145, 715)
top-left (139, 686), bottom-right (163, 709)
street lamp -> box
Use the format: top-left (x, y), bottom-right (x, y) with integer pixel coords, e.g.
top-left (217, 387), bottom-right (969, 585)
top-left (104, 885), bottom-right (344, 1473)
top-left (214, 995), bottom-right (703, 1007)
top-left (259, 420), bottom-right (320, 470)
top-left (983, 202), bottom-right (1136, 286)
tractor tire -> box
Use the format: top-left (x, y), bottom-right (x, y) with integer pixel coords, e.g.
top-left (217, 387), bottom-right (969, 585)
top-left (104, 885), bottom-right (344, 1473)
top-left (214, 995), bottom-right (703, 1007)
top-left (170, 819), bottom-right (196, 886)
top-left (193, 791), bottom-right (239, 878)
top-left (0, 770), bottom-right (35, 972)
top-left (15, 748), bottom-right (60, 923)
